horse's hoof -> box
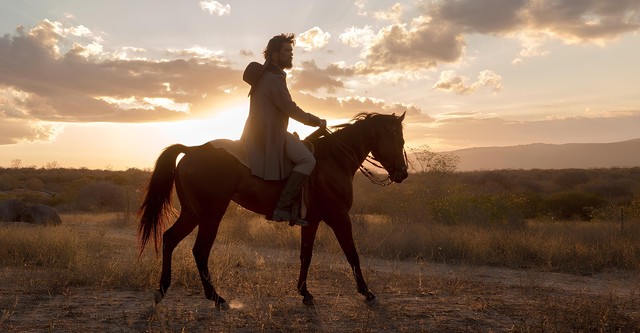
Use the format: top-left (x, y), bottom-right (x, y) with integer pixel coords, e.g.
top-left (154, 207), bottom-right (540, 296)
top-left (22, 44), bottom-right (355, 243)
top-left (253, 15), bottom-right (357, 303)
top-left (153, 290), bottom-right (164, 305)
top-left (209, 294), bottom-right (228, 309)
top-left (302, 295), bottom-right (315, 306)
top-left (365, 293), bottom-right (377, 304)
top-left (216, 300), bottom-right (230, 310)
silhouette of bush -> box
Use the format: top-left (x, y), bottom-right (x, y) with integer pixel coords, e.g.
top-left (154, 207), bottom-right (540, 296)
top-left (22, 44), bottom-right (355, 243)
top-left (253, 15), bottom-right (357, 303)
top-left (25, 178), bottom-right (44, 191)
top-left (410, 145), bottom-right (460, 173)
top-left (428, 186), bottom-right (528, 227)
top-left (583, 179), bottom-right (633, 201)
top-left (75, 181), bottom-right (126, 212)
top-left (553, 169), bottom-right (590, 188)
top-left (0, 174), bottom-right (15, 191)
top-left (541, 191), bottom-right (607, 221)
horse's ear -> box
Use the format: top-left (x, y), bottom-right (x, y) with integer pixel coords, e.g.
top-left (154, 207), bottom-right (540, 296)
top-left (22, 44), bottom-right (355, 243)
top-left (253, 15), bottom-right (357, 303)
top-left (398, 111), bottom-right (406, 122)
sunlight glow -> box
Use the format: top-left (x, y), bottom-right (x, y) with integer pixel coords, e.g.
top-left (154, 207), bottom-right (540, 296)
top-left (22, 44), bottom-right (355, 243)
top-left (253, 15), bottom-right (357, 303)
top-left (97, 96), bottom-right (190, 112)
top-left (164, 104), bottom-right (250, 146)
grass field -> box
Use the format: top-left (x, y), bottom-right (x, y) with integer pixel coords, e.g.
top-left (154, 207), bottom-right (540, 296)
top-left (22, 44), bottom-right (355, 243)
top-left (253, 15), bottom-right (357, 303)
top-left (1, 212), bottom-right (640, 332)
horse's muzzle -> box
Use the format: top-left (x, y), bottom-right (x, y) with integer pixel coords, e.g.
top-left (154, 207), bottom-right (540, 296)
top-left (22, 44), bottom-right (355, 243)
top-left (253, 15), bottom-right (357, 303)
top-left (390, 168), bottom-right (408, 183)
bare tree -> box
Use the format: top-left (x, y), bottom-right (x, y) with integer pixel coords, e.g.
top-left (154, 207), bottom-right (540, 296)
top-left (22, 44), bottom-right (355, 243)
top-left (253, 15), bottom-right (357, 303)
top-left (409, 145), bottom-right (460, 173)
top-left (10, 159), bottom-right (22, 169)
top-left (45, 161), bottom-right (60, 169)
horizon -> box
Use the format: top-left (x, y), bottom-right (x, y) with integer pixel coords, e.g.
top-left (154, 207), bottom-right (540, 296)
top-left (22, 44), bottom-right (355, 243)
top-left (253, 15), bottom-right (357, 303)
top-left (1, 1), bottom-right (639, 170)
top-left (4, 137), bottom-right (640, 172)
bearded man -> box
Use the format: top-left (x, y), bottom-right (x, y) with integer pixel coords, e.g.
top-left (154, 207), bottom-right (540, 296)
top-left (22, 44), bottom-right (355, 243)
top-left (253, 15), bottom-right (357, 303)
top-left (241, 33), bottom-right (326, 226)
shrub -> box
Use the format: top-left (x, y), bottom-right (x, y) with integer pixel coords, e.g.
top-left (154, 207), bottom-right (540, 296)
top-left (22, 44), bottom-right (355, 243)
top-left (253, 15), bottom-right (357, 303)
top-left (75, 181), bottom-right (126, 212)
top-left (554, 169), bottom-right (590, 188)
top-left (25, 178), bottom-right (44, 191)
top-left (0, 174), bottom-right (15, 191)
top-left (540, 191), bottom-right (607, 221)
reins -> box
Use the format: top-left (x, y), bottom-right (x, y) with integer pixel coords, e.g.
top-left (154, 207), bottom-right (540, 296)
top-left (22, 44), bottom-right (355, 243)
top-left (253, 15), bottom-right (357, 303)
top-left (314, 126), bottom-right (394, 186)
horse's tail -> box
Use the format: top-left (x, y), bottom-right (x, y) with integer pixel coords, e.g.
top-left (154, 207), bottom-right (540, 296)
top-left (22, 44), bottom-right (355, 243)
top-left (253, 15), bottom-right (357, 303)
top-left (138, 144), bottom-right (189, 255)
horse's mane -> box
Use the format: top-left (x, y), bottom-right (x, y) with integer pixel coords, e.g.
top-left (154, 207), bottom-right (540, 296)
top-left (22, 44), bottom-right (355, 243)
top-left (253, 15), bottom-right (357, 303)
top-left (305, 112), bottom-right (399, 142)
top-left (332, 112), bottom-right (383, 130)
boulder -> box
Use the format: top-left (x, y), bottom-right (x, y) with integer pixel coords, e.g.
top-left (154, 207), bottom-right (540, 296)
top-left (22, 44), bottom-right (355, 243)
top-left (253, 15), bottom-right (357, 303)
top-left (0, 199), bottom-right (26, 222)
top-left (20, 205), bottom-right (62, 225)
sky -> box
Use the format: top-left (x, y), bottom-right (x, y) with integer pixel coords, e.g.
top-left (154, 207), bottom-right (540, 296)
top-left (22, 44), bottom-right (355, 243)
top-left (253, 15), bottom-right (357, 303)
top-left (0, 0), bottom-right (639, 170)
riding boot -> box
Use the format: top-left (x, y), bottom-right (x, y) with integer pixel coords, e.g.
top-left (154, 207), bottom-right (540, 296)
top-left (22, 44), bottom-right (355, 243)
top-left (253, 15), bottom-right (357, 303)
top-left (272, 171), bottom-right (309, 226)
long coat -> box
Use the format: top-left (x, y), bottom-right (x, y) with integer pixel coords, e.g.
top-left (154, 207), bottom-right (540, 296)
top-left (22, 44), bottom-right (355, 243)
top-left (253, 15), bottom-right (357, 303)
top-left (241, 63), bottom-right (321, 181)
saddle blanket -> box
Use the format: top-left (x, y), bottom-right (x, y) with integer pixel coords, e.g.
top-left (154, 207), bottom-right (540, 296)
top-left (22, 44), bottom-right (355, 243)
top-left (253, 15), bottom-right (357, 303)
top-left (207, 139), bottom-right (312, 219)
top-left (207, 139), bottom-right (249, 168)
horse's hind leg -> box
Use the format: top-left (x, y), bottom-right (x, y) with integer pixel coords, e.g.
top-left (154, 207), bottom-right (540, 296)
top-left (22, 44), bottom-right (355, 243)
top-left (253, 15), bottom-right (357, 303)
top-left (157, 210), bottom-right (198, 303)
top-left (192, 199), bottom-right (230, 308)
top-left (297, 220), bottom-right (320, 305)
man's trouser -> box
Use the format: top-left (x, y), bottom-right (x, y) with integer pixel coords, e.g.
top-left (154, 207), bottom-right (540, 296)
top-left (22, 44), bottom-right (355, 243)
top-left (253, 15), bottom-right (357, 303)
top-left (284, 132), bottom-right (315, 175)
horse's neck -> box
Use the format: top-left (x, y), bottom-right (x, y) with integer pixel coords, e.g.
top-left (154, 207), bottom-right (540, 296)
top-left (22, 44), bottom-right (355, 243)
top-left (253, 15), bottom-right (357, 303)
top-left (332, 121), bottom-right (375, 170)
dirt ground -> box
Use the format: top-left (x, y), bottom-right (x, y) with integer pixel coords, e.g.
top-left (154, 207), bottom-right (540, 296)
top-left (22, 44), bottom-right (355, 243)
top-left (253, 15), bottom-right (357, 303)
top-left (2, 246), bottom-right (640, 333)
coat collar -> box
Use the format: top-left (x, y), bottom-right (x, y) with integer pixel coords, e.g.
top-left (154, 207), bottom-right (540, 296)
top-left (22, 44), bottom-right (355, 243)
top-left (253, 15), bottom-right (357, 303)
top-left (266, 62), bottom-right (286, 77)
top-left (243, 62), bottom-right (285, 87)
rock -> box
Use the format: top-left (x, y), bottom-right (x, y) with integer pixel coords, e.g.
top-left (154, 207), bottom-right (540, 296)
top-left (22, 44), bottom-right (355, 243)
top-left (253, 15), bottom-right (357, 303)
top-left (0, 199), bottom-right (26, 222)
top-left (20, 205), bottom-right (62, 225)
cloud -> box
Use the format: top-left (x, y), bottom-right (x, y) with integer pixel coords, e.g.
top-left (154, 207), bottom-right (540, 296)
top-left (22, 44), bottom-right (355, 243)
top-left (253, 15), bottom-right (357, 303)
top-left (199, 0), bottom-right (231, 16)
top-left (431, 0), bottom-right (640, 41)
top-left (291, 60), bottom-right (347, 93)
top-left (280, 0), bottom-right (640, 82)
top-left (239, 49), bottom-right (254, 57)
top-left (512, 31), bottom-right (551, 63)
top-left (526, 0), bottom-right (640, 42)
top-left (355, 0), bottom-right (368, 16)
top-left (340, 26), bottom-right (375, 48)
top-left (0, 20), bottom-right (242, 127)
top-left (352, 0), bottom-right (640, 72)
top-left (373, 3), bottom-right (404, 22)
top-left (433, 70), bottom-right (502, 94)
top-left (290, 91), bottom-right (429, 122)
top-left (0, 19), bottom-right (425, 144)
top-left (0, 119), bottom-right (61, 145)
top-left (297, 27), bottom-right (331, 51)
top-left (166, 45), bottom-right (224, 59)
top-left (363, 17), bottom-right (466, 70)
top-left (428, 0), bottom-right (640, 60)
top-left (426, 111), bottom-right (640, 150)
top-left (434, 0), bottom-right (528, 34)
top-left (112, 46), bottom-right (147, 61)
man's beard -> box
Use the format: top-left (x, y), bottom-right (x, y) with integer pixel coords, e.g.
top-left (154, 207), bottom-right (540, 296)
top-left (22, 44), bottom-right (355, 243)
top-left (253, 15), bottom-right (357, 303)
top-left (282, 59), bottom-right (293, 69)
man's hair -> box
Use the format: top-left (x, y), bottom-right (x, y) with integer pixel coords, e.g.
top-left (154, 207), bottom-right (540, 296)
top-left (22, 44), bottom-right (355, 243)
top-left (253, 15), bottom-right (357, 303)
top-left (263, 33), bottom-right (295, 60)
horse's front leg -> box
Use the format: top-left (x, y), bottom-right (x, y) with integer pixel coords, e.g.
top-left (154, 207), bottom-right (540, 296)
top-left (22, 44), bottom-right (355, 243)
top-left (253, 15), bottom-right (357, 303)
top-left (327, 210), bottom-right (376, 303)
top-left (297, 220), bottom-right (320, 305)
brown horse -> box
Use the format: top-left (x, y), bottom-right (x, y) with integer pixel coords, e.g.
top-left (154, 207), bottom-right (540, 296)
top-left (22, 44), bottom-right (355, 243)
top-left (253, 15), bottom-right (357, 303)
top-left (138, 112), bottom-right (408, 307)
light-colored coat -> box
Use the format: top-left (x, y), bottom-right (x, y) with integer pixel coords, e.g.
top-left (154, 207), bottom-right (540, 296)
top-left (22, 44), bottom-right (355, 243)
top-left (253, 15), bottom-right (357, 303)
top-left (241, 64), bottom-right (320, 180)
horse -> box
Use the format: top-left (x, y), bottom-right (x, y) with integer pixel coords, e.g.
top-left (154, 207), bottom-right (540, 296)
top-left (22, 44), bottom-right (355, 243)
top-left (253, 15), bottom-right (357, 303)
top-left (138, 112), bottom-right (409, 307)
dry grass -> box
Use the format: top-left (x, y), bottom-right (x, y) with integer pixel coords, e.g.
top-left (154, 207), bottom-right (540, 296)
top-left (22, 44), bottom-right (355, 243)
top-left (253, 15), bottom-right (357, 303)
top-left (1, 213), bottom-right (640, 331)
top-left (219, 211), bottom-right (640, 274)
top-left (351, 218), bottom-right (640, 274)
top-left (2, 212), bottom-right (639, 291)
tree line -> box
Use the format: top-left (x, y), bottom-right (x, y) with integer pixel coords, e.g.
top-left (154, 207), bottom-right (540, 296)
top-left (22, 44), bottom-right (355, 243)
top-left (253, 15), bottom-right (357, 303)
top-left (2, 162), bottom-right (639, 225)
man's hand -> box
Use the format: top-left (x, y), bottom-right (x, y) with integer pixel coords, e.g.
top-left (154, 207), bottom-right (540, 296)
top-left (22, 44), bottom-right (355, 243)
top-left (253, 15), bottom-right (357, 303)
top-left (319, 119), bottom-right (327, 128)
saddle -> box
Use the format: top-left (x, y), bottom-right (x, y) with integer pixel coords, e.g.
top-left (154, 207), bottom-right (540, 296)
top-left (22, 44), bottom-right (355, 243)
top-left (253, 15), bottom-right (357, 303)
top-left (208, 138), bottom-right (313, 219)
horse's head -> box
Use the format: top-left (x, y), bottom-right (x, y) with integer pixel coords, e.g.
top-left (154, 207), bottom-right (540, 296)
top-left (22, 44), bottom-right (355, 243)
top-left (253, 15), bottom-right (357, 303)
top-left (370, 112), bottom-right (409, 183)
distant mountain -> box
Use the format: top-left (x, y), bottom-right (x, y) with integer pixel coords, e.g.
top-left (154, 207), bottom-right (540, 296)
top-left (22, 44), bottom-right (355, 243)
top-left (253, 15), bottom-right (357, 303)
top-left (446, 139), bottom-right (640, 171)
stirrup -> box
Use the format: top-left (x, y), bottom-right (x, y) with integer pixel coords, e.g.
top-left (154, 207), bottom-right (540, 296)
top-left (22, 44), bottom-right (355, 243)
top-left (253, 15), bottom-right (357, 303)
top-left (272, 208), bottom-right (308, 227)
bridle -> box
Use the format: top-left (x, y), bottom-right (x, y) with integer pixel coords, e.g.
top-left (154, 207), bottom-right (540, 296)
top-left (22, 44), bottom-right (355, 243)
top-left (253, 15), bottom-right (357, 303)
top-left (310, 125), bottom-right (407, 186)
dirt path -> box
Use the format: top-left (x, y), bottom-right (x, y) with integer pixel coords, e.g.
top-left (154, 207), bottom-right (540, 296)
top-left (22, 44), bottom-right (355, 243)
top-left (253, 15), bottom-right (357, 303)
top-left (2, 247), bottom-right (640, 332)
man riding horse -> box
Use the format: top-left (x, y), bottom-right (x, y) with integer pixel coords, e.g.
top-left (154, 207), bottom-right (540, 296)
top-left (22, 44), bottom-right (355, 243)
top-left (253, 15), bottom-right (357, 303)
top-left (138, 33), bottom-right (409, 307)
top-left (241, 33), bottom-right (326, 227)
